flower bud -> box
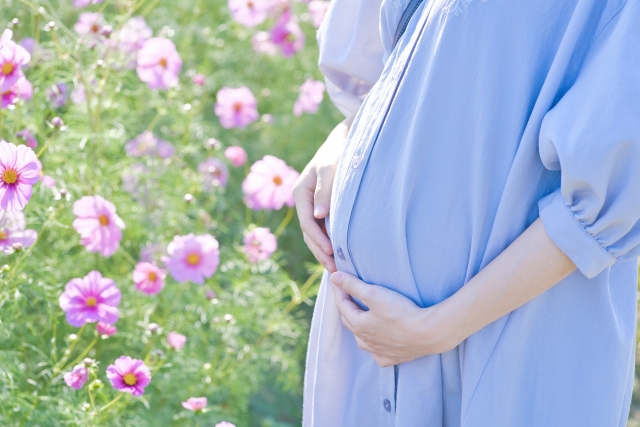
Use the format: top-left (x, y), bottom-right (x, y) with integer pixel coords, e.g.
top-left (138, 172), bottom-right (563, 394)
top-left (100, 25), bottom-right (113, 38)
top-left (51, 117), bottom-right (64, 128)
top-left (89, 379), bottom-right (103, 391)
top-left (223, 313), bottom-right (234, 323)
top-left (46, 21), bottom-right (56, 30)
top-left (83, 358), bottom-right (95, 367)
top-left (68, 334), bottom-right (78, 342)
top-left (10, 18), bottom-right (19, 27)
top-left (11, 242), bottom-right (23, 252)
top-left (147, 323), bottom-right (160, 333)
top-left (205, 138), bottom-right (221, 150)
top-left (59, 188), bottom-right (68, 198)
top-left (205, 290), bottom-right (216, 300)
top-left (184, 193), bottom-right (193, 202)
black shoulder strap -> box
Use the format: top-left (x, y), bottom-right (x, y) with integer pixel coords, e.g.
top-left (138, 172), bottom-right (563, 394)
top-left (392, 0), bottom-right (427, 50)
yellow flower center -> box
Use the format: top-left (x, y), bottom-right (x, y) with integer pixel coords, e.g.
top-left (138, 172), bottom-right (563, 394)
top-left (233, 102), bottom-right (243, 113)
top-left (123, 372), bottom-right (137, 386)
top-left (1, 62), bottom-right (14, 76)
top-left (272, 176), bottom-right (282, 186)
top-left (247, 1), bottom-right (254, 8)
top-left (2, 169), bottom-right (18, 185)
top-left (86, 297), bottom-right (97, 307)
top-left (98, 214), bottom-right (109, 226)
top-left (91, 24), bottom-right (100, 33)
top-left (159, 58), bottom-right (168, 68)
top-left (186, 253), bottom-right (201, 265)
top-left (0, 230), bottom-right (7, 241)
top-left (147, 271), bottom-right (157, 282)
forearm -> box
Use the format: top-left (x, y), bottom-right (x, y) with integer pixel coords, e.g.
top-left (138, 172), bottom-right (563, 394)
top-left (433, 218), bottom-right (577, 344)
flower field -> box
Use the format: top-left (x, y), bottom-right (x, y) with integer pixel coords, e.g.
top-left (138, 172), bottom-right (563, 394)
top-left (0, 0), bottom-right (337, 425)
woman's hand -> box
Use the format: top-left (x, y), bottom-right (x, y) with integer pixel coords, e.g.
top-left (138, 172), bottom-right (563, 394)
top-left (293, 114), bottom-right (355, 273)
top-left (331, 272), bottom-right (462, 368)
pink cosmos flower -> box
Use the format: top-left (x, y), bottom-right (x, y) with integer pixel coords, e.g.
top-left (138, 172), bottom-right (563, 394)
top-left (1, 76), bottom-right (32, 109)
top-left (106, 356), bottom-right (151, 396)
top-left (74, 12), bottom-right (106, 44)
top-left (167, 331), bottom-right (186, 350)
top-left (164, 234), bottom-right (220, 284)
top-left (64, 364), bottom-right (88, 390)
top-left (59, 270), bottom-right (122, 327)
top-left (243, 227), bottom-right (277, 263)
top-left (242, 155), bottom-right (299, 210)
top-left (16, 129), bottom-right (37, 148)
top-left (293, 78), bottom-right (325, 116)
top-left (228, 0), bottom-right (270, 27)
top-left (96, 321), bottom-right (117, 336)
top-left (41, 175), bottom-right (56, 188)
top-left (182, 397), bottom-right (207, 412)
top-left (136, 38), bottom-right (182, 90)
top-left (251, 31), bottom-right (278, 56)
top-left (192, 73), bottom-right (206, 86)
top-left (73, 0), bottom-right (104, 8)
top-left (125, 131), bottom-right (174, 158)
top-left (72, 195), bottom-right (126, 257)
top-left (307, 0), bottom-right (330, 28)
top-left (19, 38), bottom-right (36, 55)
top-left (215, 423), bottom-right (237, 427)
top-left (133, 262), bottom-right (166, 295)
top-left (198, 158), bottom-right (229, 189)
top-left (112, 17), bottom-right (153, 69)
top-left (71, 84), bottom-right (86, 105)
top-left (0, 140), bottom-right (39, 211)
top-left (214, 87), bottom-right (259, 129)
top-left (45, 83), bottom-right (68, 109)
top-left (0, 210), bottom-right (37, 254)
top-left (140, 242), bottom-right (165, 263)
top-left (225, 146), bottom-right (248, 167)
top-left (0, 29), bottom-right (31, 92)
top-left (270, 12), bottom-right (304, 57)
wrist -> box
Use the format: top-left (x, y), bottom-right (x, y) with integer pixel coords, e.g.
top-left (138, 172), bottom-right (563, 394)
top-left (415, 298), bottom-right (467, 353)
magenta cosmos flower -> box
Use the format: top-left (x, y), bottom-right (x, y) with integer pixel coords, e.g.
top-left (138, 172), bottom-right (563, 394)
top-left (228, 0), bottom-right (270, 27)
top-left (293, 78), bottom-right (325, 116)
top-left (242, 155), bottom-right (299, 210)
top-left (125, 131), bottom-right (174, 158)
top-left (0, 210), bottom-right (37, 254)
top-left (0, 29), bottom-right (31, 92)
top-left (106, 356), bottom-right (151, 396)
top-left (270, 12), bottom-right (305, 57)
top-left (73, 195), bottom-right (126, 257)
top-left (136, 38), bottom-right (182, 90)
top-left (0, 140), bottom-right (39, 211)
top-left (192, 73), bottom-right (206, 86)
top-left (64, 364), bottom-right (88, 390)
top-left (59, 271), bottom-right (122, 327)
top-left (96, 321), bottom-right (117, 336)
top-left (198, 157), bottom-right (229, 189)
top-left (73, 0), bottom-right (104, 8)
top-left (1, 76), bottom-right (32, 109)
top-left (244, 227), bottom-right (277, 263)
top-left (214, 87), bottom-right (259, 129)
top-left (164, 234), bottom-right (220, 284)
top-left (308, 0), bottom-right (330, 28)
top-left (225, 146), bottom-right (247, 167)
top-left (167, 331), bottom-right (186, 350)
top-left (16, 129), bottom-right (37, 148)
top-left (182, 397), bottom-right (207, 412)
top-left (133, 262), bottom-right (166, 295)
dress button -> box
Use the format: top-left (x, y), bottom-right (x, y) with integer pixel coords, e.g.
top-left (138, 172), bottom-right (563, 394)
top-left (383, 399), bottom-right (391, 412)
top-left (336, 247), bottom-right (345, 260)
top-left (352, 156), bottom-right (362, 169)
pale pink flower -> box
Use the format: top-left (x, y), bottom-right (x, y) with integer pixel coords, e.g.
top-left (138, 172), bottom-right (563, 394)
top-left (251, 31), bottom-right (278, 56)
top-left (307, 0), bottom-right (330, 28)
top-left (64, 364), bottom-right (88, 390)
top-left (198, 158), bottom-right (229, 189)
top-left (136, 37), bottom-right (182, 90)
top-left (228, 0), bottom-right (270, 27)
top-left (72, 195), bottom-right (126, 257)
top-left (192, 73), bottom-right (206, 86)
top-left (59, 270), bottom-right (122, 327)
top-left (125, 131), bottom-right (174, 158)
top-left (74, 12), bottom-right (106, 40)
top-left (112, 17), bottom-right (153, 69)
top-left (215, 422), bottom-right (236, 427)
top-left (242, 155), bottom-right (299, 210)
top-left (163, 234), bottom-right (220, 284)
top-left (140, 242), bottom-right (165, 263)
top-left (16, 128), bottom-right (37, 148)
top-left (243, 227), bottom-right (277, 263)
top-left (73, 0), bottom-right (104, 8)
top-left (19, 38), bottom-right (36, 55)
top-left (96, 321), bottom-right (117, 336)
top-left (0, 140), bottom-right (39, 211)
top-left (182, 397), bottom-right (207, 412)
top-left (106, 356), bottom-right (151, 396)
top-left (132, 262), bottom-right (166, 295)
top-left (2, 76), bottom-right (32, 109)
top-left (45, 83), bottom-right (68, 109)
top-left (167, 331), bottom-right (186, 350)
top-left (270, 12), bottom-right (304, 57)
top-left (225, 146), bottom-right (247, 167)
top-left (0, 29), bottom-right (31, 92)
top-left (214, 86), bottom-right (259, 129)
top-left (293, 78), bottom-right (325, 116)
top-left (0, 210), bottom-right (37, 254)
top-left (41, 175), bottom-right (56, 188)
top-left (71, 84), bottom-right (86, 105)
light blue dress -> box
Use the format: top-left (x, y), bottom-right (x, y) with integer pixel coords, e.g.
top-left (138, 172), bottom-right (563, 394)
top-left (303, 0), bottom-right (640, 426)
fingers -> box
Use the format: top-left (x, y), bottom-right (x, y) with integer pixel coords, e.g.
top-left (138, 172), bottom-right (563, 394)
top-left (313, 165), bottom-right (335, 219)
top-left (332, 283), bottom-right (366, 329)
top-left (293, 171), bottom-right (333, 255)
top-left (330, 272), bottom-right (373, 306)
top-left (303, 232), bottom-right (336, 273)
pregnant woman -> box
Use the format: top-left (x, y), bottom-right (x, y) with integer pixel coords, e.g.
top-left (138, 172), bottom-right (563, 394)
top-left (293, 0), bottom-right (640, 425)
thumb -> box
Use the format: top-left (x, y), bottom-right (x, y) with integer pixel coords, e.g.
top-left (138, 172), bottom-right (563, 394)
top-left (313, 166), bottom-right (334, 219)
top-left (330, 272), bottom-right (372, 305)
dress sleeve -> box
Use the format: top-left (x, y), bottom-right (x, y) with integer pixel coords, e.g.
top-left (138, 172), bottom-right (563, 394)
top-left (316, 0), bottom-right (386, 117)
top-left (538, 0), bottom-right (640, 279)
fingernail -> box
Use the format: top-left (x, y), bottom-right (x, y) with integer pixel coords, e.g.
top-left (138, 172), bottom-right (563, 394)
top-left (314, 205), bottom-right (326, 217)
top-left (331, 272), bottom-right (343, 285)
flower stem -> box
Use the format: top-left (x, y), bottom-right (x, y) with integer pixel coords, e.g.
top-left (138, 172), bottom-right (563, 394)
top-left (98, 393), bottom-right (123, 413)
top-left (61, 333), bottom-right (99, 373)
top-left (274, 207), bottom-right (295, 237)
top-left (36, 130), bottom-right (57, 158)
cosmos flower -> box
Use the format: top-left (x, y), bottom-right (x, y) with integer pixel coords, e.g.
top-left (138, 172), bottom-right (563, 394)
top-left (15, 128), bottom-right (37, 148)
top-left (72, 195), bottom-right (125, 257)
top-left (307, 0), bottom-right (330, 28)
top-left (198, 157), bottom-right (229, 189)
top-left (0, 140), bottom-right (39, 211)
top-left (0, 29), bottom-right (31, 92)
top-left (192, 73), bottom-right (206, 86)
top-left (228, 0), bottom-right (270, 27)
top-left (74, 12), bottom-right (106, 44)
top-left (59, 270), bottom-right (122, 327)
top-left (163, 234), bottom-right (220, 284)
top-left (251, 31), bottom-right (278, 56)
top-left (182, 397), bottom-right (207, 412)
top-left (136, 37), bottom-right (182, 90)
top-left (214, 86), bottom-right (259, 129)
top-left (215, 423), bottom-right (237, 427)
top-left (125, 131), bottom-right (174, 158)
top-left (132, 262), bottom-right (166, 295)
top-left (293, 78), bottom-right (325, 116)
top-left (224, 146), bottom-right (248, 167)
top-left (0, 210), bottom-right (37, 254)
top-left (242, 155), bottom-right (299, 210)
top-left (270, 12), bottom-right (304, 57)
top-left (73, 0), bottom-right (105, 8)
top-left (167, 331), bottom-right (186, 350)
top-left (64, 364), bottom-right (88, 390)
top-left (45, 83), bottom-right (68, 109)
top-left (243, 227), bottom-right (277, 263)
top-left (111, 16), bottom-right (153, 69)
top-left (106, 356), bottom-right (151, 396)
top-left (96, 321), bottom-right (117, 336)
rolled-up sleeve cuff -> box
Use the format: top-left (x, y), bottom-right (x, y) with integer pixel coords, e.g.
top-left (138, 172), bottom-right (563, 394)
top-left (538, 189), bottom-right (617, 279)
